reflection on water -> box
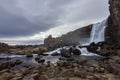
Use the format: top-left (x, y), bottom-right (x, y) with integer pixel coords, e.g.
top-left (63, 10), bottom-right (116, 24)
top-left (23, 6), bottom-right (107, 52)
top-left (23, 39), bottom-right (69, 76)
top-left (0, 51), bottom-right (102, 67)
top-left (0, 53), bottom-right (60, 67)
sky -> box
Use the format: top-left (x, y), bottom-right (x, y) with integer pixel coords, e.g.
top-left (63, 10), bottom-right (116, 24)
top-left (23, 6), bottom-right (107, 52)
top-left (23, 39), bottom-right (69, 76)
top-left (0, 0), bottom-right (109, 45)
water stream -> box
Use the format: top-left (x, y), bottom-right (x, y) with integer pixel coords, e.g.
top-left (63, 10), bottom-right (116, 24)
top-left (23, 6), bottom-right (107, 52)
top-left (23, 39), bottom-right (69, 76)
top-left (78, 19), bottom-right (107, 56)
top-left (0, 19), bottom-right (107, 65)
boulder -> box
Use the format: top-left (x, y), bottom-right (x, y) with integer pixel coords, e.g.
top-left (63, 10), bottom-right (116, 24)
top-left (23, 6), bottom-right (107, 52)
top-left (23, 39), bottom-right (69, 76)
top-left (86, 42), bottom-right (99, 53)
top-left (38, 59), bottom-right (45, 63)
top-left (14, 59), bottom-right (23, 65)
top-left (26, 54), bottom-right (33, 57)
top-left (35, 55), bottom-right (45, 63)
top-left (71, 49), bottom-right (81, 55)
top-left (51, 52), bottom-right (60, 56)
top-left (0, 59), bottom-right (22, 70)
top-left (35, 55), bottom-right (42, 61)
top-left (60, 49), bottom-right (72, 58)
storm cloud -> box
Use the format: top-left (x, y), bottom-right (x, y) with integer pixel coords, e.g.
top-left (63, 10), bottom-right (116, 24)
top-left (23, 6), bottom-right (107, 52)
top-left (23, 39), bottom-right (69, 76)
top-left (0, 0), bottom-right (109, 44)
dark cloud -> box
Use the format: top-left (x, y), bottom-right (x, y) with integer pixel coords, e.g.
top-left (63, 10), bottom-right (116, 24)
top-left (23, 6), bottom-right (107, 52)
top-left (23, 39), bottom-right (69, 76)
top-left (0, 0), bottom-right (109, 44)
top-left (0, 5), bottom-right (59, 37)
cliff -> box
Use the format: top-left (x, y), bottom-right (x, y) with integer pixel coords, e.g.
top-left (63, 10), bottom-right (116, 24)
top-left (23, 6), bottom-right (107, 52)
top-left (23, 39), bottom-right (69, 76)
top-left (44, 25), bottom-right (92, 50)
top-left (105, 0), bottom-right (120, 44)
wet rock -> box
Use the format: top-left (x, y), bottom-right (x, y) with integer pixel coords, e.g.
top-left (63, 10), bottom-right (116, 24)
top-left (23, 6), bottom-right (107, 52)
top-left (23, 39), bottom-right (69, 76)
top-left (35, 57), bottom-right (45, 63)
top-left (96, 41), bottom-right (107, 47)
top-left (96, 44), bottom-right (120, 56)
top-left (45, 61), bottom-right (54, 67)
top-left (0, 59), bottom-right (22, 70)
top-left (14, 59), bottom-right (23, 65)
top-left (51, 52), bottom-right (60, 56)
top-left (70, 48), bottom-right (81, 55)
top-left (26, 54), bottom-right (33, 57)
top-left (59, 56), bottom-right (75, 61)
top-left (40, 53), bottom-right (49, 56)
top-left (35, 55), bottom-right (42, 61)
top-left (38, 59), bottom-right (45, 63)
top-left (86, 42), bottom-right (99, 53)
top-left (60, 49), bottom-right (72, 58)
top-left (97, 48), bottom-right (111, 56)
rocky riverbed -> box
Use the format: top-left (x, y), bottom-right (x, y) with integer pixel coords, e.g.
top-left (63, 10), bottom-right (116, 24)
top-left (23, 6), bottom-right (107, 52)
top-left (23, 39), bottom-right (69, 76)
top-left (0, 56), bottom-right (120, 80)
top-left (0, 42), bottom-right (120, 80)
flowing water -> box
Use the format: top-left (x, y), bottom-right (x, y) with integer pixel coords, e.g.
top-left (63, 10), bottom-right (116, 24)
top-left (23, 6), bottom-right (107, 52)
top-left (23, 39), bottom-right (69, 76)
top-left (90, 19), bottom-right (107, 43)
top-left (78, 19), bottom-right (107, 56)
top-left (0, 19), bottom-right (107, 65)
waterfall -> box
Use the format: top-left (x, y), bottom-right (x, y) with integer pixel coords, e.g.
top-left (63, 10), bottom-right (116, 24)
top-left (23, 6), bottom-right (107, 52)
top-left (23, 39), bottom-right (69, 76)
top-left (89, 19), bottom-right (107, 43)
top-left (78, 19), bottom-right (108, 56)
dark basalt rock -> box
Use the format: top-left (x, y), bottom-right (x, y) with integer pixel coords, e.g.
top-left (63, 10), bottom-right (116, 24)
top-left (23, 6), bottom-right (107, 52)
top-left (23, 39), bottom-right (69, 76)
top-left (38, 53), bottom-right (49, 56)
top-left (86, 42), bottom-right (99, 53)
top-left (44, 25), bottom-right (92, 50)
top-left (35, 55), bottom-right (45, 63)
top-left (69, 47), bottom-right (81, 55)
top-left (105, 0), bottom-right (120, 44)
top-left (72, 49), bottom-right (81, 55)
top-left (60, 49), bottom-right (72, 58)
top-left (51, 52), bottom-right (60, 56)
top-left (38, 59), bottom-right (45, 63)
top-left (0, 59), bottom-right (23, 70)
top-left (35, 55), bottom-right (42, 61)
top-left (26, 54), bottom-right (33, 57)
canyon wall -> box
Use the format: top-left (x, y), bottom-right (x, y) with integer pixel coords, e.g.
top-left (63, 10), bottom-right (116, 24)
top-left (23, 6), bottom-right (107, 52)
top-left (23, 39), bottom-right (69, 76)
top-left (44, 25), bottom-right (92, 50)
top-left (105, 0), bottom-right (120, 44)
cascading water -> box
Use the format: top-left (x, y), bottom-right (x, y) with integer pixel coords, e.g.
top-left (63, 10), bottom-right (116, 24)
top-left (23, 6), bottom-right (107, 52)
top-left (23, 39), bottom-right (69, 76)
top-left (0, 19), bottom-right (108, 65)
top-left (45, 19), bottom-right (108, 56)
top-left (78, 19), bottom-right (108, 56)
top-left (89, 19), bottom-right (107, 43)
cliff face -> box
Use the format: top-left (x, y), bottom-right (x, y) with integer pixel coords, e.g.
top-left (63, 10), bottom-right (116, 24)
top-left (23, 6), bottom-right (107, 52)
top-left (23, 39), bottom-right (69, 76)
top-left (105, 0), bottom-right (120, 44)
top-left (44, 25), bottom-right (92, 50)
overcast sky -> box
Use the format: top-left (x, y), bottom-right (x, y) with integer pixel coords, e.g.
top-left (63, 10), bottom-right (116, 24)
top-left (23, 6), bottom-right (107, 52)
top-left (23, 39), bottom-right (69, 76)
top-left (0, 0), bottom-right (109, 45)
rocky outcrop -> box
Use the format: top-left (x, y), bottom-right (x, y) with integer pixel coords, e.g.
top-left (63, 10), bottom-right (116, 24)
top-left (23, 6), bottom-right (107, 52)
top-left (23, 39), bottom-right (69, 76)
top-left (44, 25), bottom-right (92, 50)
top-left (0, 54), bottom-right (120, 80)
top-left (105, 0), bottom-right (120, 44)
top-left (0, 42), bottom-right (9, 52)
